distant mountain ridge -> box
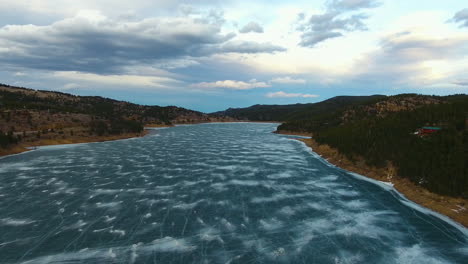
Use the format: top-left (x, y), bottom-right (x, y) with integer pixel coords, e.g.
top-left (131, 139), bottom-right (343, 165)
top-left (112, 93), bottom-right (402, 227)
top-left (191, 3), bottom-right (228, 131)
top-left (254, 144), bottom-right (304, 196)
top-left (213, 94), bottom-right (462, 125)
top-left (212, 103), bottom-right (314, 121)
top-left (212, 95), bottom-right (387, 121)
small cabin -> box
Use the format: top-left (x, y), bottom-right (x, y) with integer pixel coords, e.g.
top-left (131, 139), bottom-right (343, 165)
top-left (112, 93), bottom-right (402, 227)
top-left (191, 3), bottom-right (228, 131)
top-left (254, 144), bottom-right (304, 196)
top-left (416, 126), bottom-right (441, 136)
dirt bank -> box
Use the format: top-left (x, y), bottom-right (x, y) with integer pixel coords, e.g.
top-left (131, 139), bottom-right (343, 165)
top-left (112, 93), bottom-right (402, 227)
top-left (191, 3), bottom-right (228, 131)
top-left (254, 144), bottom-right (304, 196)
top-left (0, 130), bottom-right (150, 157)
top-left (276, 130), bottom-right (468, 228)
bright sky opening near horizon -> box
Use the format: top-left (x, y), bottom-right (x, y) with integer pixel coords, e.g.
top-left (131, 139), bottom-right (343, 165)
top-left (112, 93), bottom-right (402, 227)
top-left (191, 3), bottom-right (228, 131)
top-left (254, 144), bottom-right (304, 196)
top-left (1, 0), bottom-right (467, 112)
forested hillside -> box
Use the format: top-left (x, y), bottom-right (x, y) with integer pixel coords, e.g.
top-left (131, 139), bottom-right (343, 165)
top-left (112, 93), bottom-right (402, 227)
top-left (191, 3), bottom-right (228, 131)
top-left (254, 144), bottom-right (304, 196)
top-left (277, 94), bottom-right (468, 198)
top-left (212, 95), bottom-right (386, 121)
top-left (212, 103), bottom-right (313, 121)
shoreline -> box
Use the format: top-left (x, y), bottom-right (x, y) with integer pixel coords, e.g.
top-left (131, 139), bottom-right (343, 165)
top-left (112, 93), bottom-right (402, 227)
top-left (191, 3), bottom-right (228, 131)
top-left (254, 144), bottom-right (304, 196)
top-left (0, 121), bottom-right (278, 158)
top-left (0, 129), bottom-right (152, 158)
top-left (0, 122), bottom-right (255, 158)
top-left (275, 130), bottom-right (468, 228)
top-left (1, 123), bottom-right (466, 228)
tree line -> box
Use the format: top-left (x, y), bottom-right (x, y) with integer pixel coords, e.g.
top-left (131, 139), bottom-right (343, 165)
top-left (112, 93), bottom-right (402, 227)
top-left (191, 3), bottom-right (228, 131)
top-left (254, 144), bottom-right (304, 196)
top-left (0, 131), bottom-right (20, 148)
top-left (278, 95), bottom-right (468, 198)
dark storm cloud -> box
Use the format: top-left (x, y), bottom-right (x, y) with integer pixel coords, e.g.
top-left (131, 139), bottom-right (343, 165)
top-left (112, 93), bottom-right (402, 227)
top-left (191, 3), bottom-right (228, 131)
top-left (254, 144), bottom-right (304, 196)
top-left (298, 0), bottom-right (380, 47)
top-left (0, 13), bottom-right (284, 74)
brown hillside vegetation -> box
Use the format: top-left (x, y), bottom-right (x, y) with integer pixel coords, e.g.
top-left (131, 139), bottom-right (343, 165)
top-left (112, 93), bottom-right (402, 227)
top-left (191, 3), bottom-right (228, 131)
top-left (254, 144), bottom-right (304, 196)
top-left (0, 84), bottom-right (234, 156)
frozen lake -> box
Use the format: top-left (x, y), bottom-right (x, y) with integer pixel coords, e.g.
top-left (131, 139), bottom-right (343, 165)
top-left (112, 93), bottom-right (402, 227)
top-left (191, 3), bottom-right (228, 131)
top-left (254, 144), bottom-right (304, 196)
top-left (0, 123), bottom-right (466, 263)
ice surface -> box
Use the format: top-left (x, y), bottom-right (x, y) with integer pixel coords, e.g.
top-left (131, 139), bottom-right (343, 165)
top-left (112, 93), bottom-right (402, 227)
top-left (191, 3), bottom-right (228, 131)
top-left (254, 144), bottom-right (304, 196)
top-left (0, 123), bottom-right (466, 263)
top-left (0, 217), bottom-right (36, 226)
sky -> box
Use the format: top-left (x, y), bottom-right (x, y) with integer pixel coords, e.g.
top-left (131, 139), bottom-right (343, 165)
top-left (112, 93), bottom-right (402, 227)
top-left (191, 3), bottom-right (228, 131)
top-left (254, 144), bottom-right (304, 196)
top-left (0, 0), bottom-right (467, 112)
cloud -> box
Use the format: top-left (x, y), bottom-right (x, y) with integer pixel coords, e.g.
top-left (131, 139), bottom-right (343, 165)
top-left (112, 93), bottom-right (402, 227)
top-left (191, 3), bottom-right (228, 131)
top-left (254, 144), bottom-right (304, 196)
top-left (190, 76), bottom-right (306, 92)
top-left (297, 0), bottom-right (379, 47)
top-left (451, 8), bottom-right (468, 28)
top-left (300, 31), bottom-right (343, 47)
top-left (53, 71), bottom-right (182, 88)
top-left (239, 21), bottom-right (264, 33)
top-left (266, 91), bottom-right (319, 98)
top-left (378, 32), bottom-right (467, 61)
top-left (270, 77), bottom-right (306, 84)
top-left (191, 79), bottom-right (270, 90)
top-left (327, 0), bottom-right (381, 12)
top-left (0, 12), bottom-right (227, 74)
top-left (311, 12), bottom-right (368, 32)
top-left (452, 80), bottom-right (468, 86)
top-left (220, 40), bottom-right (286, 53)
top-left (351, 31), bottom-right (468, 86)
top-left (62, 83), bottom-right (81, 90)
top-left (0, 0), bottom-right (198, 18)
top-left (0, 10), bottom-right (284, 75)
